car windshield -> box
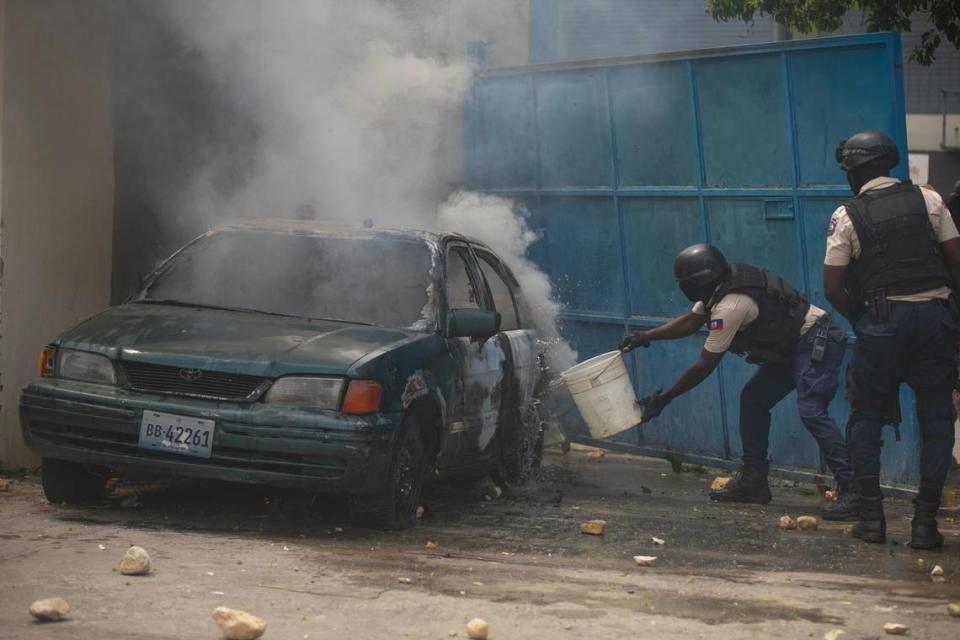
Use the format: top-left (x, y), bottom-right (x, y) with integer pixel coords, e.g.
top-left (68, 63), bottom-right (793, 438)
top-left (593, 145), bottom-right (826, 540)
top-left (141, 230), bottom-right (436, 329)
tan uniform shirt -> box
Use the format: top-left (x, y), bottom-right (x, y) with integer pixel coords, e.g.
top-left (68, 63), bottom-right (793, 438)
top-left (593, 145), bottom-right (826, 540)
top-left (824, 177), bottom-right (958, 302)
top-left (692, 296), bottom-right (826, 354)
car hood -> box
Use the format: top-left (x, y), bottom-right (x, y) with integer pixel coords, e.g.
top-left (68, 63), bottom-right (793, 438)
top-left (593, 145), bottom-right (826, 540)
top-left (55, 303), bottom-right (425, 377)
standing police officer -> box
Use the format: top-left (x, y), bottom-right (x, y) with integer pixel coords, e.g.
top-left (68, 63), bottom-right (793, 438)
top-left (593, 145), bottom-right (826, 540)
top-left (826, 131), bottom-right (960, 549)
top-left (622, 245), bottom-right (857, 518)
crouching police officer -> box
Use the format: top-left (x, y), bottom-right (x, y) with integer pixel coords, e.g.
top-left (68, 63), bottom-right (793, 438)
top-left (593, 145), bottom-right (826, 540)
top-left (826, 131), bottom-right (960, 549)
top-left (621, 245), bottom-right (857, 518)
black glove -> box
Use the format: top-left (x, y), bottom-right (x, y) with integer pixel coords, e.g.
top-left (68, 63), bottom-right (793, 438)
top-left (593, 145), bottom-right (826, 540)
top-left (619, 331), bottom-right (651, 353)
top-left (639, 390), bottom-right (669, 423)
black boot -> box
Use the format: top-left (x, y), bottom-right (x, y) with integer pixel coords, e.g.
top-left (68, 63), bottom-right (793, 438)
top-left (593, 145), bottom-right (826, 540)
top-left (710, 466), bottom-right (771, 505)
top-left (909, 500), bottom-right (944, 550)
top-left (822, 482), bottom-right (860, 521)
top-left (852, 494), bottom-right (886, 543)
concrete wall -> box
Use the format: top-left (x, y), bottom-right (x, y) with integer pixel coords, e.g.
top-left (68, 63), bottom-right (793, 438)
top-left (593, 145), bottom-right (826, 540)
top-left (0, 0), bottom-right (115, 468)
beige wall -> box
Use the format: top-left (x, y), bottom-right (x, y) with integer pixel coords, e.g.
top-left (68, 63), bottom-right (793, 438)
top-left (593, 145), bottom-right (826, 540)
top-left (0, 0), bottom-right (115, 468)
top-left (907, 113), bottom-right (960, 152)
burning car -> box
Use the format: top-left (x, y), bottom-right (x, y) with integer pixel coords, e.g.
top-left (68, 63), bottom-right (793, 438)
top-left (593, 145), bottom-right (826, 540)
top-left (19, 221), bottom-right (547, 528)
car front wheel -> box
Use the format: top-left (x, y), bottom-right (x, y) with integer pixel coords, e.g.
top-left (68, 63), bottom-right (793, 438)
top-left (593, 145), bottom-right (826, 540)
top-left (349, 417), bottom-right (426, 530)
top-left (41, 458), bottom-right (107, 504)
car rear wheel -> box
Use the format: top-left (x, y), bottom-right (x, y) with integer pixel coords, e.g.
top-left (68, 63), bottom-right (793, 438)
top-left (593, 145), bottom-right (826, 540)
top-left (492, 399), bottom-right (546, 489)
top-left (349, 417), bottom-right (426, 530)
top-left (42, 458), bottom-right (107, 504)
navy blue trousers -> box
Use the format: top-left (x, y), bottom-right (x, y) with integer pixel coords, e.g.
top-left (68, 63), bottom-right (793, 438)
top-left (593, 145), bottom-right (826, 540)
top-left (740, 319), bottom-right (855, 484)
top-left (847, 301), bottom-right (958, 503)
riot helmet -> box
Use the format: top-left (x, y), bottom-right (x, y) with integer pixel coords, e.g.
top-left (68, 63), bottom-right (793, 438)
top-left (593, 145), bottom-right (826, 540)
top-left (835, 131), bottom-right (899, 172)
top-left (674, 244), bottom-right (728, 303)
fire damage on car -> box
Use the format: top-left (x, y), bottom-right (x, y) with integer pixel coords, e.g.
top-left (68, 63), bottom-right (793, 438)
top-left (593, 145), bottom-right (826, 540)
top-left (19, 220), bottom-right (550, 529)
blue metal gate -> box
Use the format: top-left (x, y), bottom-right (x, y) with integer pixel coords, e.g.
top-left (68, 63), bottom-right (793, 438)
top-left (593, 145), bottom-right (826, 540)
top-left (464, 33), bottom-right (923, 488)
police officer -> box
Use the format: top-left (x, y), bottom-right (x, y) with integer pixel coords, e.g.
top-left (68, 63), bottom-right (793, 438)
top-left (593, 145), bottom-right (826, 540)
top-left (826, 131), bottom-right (960, 549)
top-left (621, 245), bottom-right (857, 518)
top-left (947, 179), bottom-right (960, 232)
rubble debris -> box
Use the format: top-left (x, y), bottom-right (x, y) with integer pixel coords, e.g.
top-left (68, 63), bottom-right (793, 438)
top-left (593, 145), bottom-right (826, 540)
top-left (823, 630), bottom-right (846, 640)
top-left (425, 541), bottom-right (438, 550)
top-left (710, 477), bottom-right (732, 492)
top-left (29, 597), bottom-right (70, 622)
top-left (930, 565), bottom-right (944, 577)
top-left (779, 516), bottom-right (798, 530)
top-left (585, 450), bottom-right (606, 463)
top-left (824, 490), bottom-right (837, 501)
top-left (0, 478), bottom-right (11, 492)
top-left (796, 516), bottom-right (819, 531)
top-left (947, 603), bottom-right (959, 617)
top-left (564, 623), bottom-right (573, 630)
top-left (579, 520), bottom-right (606, 536)
top-left (883, 623), bottom-right (908, 635)
top-left (397, 577), bottom-right (412, 584)
top-left (211, 606), bottom-right (267, 640)
top-left (119, 545), bottom-right (152, 576)
top-left (448, 631), bottom-right (458, 637)
top-left (633, 555), bottom-right (657, 566)
top-left (466, 618), bottom-right (489, 640)
top-left (651, 537), bottom-right (665, 545)
top-left (416, 506), bottom-right (425, 519)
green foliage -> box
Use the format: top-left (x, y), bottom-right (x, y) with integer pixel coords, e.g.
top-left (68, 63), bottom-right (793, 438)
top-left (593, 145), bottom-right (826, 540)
top-left (707, 1), bottom-right (960, 64)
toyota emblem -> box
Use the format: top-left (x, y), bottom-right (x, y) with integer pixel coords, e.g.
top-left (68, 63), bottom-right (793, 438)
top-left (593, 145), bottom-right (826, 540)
top-left (178, 368), bottom-right (203, 381)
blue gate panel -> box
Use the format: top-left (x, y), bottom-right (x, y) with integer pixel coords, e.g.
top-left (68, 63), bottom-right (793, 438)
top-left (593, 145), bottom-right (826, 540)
top-left (696, 56), bottom-right (791, 187)
top-left (790, 44), bottom-right (907, 186)
top-left (621, 198), bottom-right (702, 317)
top-left (535, 71), bottom-right (613, 187)
top-left (466, 34), bottom-right (916, 488)
top-left (608, 63), bottom-right (698, 186)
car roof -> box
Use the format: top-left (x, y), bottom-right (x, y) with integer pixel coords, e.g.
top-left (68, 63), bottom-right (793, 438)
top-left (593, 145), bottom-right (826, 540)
top-left (207, 219), bottom-right (493, 252)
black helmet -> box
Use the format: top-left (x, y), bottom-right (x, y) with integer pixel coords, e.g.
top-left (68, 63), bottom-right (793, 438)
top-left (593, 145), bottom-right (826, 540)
top-left (835, 131), bottom-right (899, 172)
top-left (674, 244), bottom-right (728, 303)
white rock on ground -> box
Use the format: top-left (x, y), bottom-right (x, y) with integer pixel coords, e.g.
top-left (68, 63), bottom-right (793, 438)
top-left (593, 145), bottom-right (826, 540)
top-left (29, 597), bottom-right (70, 622)
top-left (779, 515), bottom-right (797, 530)
top-left (823, 630), bottom-right (846, 640)
top-left (212, 606), bottom-right (267, 640)
top-left (930, 564), bottom-right (944, 577)
top-left (465, 618), bottom-right (489, 640)
top-left (580, 520), bottom-right (606, 536)
top-left (947, 602), bottom-right (960, 617)
top-left (633, 555), bottom-right (657, 566)
top-left (797, 516), bottom-right (819, 531)
top-left (883, 623), bottom-right (908, 635)
top-left (118, 545), bottom-right (152, 576)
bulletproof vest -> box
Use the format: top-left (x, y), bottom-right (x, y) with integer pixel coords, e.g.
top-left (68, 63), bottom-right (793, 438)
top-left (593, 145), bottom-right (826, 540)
top-left (844, 182), bottom-right (950, 307)
top-left (707, 264), bottom-right (811, 364)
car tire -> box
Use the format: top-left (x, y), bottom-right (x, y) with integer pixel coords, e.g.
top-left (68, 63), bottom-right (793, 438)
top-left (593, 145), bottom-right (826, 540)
top-left (349, 417), bottom-right (426, 530)
top-left (42, 458), bottom-right (107, 504)
top-left (492, 399), bottom-right (546, 489)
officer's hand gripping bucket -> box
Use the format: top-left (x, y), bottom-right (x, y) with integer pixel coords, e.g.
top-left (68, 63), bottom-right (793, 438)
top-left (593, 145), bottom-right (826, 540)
top-left (560, 351), bottom-right (643, 439)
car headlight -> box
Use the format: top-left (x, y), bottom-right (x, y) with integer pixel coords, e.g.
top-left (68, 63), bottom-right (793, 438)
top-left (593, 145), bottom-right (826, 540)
top-left (58, 349), bottom-right (117, 385)
top-left (265, 377), bottom-right (345, 409)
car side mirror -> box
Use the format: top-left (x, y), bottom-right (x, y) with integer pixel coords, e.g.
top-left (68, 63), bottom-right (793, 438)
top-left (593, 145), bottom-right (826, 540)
top-left (447, 308), bottom-right (501, 339)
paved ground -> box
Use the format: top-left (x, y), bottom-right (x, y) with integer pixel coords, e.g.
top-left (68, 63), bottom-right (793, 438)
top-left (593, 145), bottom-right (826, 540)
top-left (1, 450), bottom-right (959, 639)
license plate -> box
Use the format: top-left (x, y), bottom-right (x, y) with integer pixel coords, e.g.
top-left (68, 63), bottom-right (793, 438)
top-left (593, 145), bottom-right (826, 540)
top-left (138, 411), bottom-right (214, 459)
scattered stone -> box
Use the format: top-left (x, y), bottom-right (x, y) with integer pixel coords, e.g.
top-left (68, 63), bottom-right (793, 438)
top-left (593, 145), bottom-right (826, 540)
top-left (416, 506), bottom-right (425, 519)
top-left (0, 478), bottom-right (11, 492)
top-left (466, 618), bottom-right (489, 640)
top-left (823, 630), bottom-right (846, 640)
top-left (563, 623), bottom-right (573, 630)
top-left (797, 516), bottom-right (819, 531)
top-left (931, 565), bottom-right (944, 577)
top-left (633, 555), bottom-right (657, 566)
top-left (448, 631), bottom-right (458, 637)
top-left (118, 545), bottom-right (152, 576)
top-left (580, 520), bottom-right (606, 536)
top-left (397, 577), bottom-right (412, 584)
top-left (710, 476), bottom-right (732, 492)
top-left (651, 536), bottom-right (665, 545)
top-left (824, 490), bottom-right (837, 501)
top-left (779, 515), bottom-right (798, 530)
top-left (211, 606), bottom-right (266, 640)
top-left (425, 541), bottom-right (438, 551)
top-left (29, 597), bottom-right (70, 622)
top-left (883, 623), bottom-right (908, 635)
top-left (947, 603), bottom-right (960, 617)
top-left (917, 558), bottom-right (925, 566)
top-left (585, 450), bottom-right (606, 463)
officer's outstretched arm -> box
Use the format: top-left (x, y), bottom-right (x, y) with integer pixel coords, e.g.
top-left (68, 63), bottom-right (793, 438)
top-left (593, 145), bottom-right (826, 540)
top-left (823, 265), bottom-right (854, 323)
top-left (938, 237), bottom-right (960, 295)
top-left (621, 312), bottom-right (706, 352)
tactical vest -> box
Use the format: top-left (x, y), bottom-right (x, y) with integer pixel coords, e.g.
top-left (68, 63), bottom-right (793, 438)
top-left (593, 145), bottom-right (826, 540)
top-left (844, 182), bottom-right (950, 310)
top-left (707, 264), bottom-right (811, 364)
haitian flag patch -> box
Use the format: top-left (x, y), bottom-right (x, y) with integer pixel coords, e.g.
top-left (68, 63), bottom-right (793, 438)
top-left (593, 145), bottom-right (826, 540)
top-left (709, 318), bottom-right (724, 331)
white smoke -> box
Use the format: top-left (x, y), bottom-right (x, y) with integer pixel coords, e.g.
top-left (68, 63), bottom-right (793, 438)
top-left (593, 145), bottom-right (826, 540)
top-left (152, 0), bottom-right (576, 369)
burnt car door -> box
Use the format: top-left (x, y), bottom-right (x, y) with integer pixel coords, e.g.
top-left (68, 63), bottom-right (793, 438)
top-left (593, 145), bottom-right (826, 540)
top-left (441, 242), bottom-right (507, 465)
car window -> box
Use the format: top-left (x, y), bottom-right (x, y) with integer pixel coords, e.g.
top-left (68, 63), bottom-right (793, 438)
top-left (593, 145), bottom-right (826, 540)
top-left (477, 253), bottom-right (520, 331)
top-left (446, 247), bottom-right (482, 311)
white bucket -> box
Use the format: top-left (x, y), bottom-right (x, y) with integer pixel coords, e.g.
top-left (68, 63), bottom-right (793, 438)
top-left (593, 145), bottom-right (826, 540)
top-left (560, 350), bottom-right (642, 440)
